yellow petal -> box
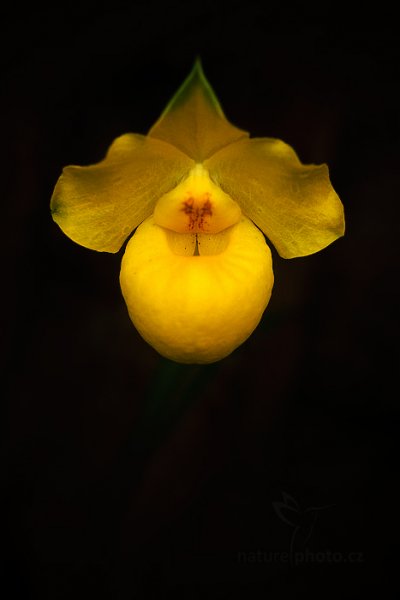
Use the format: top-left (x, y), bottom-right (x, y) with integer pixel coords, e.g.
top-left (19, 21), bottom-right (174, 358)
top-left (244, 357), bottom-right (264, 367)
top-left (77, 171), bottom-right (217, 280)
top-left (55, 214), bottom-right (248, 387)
top-left (153, 163), bottom-right (242, 234)
top-left (50, 134), bottom-right (194, 252)
top-left (205, 137), bottom-right (345, 258)
top-left (148, 59), bottom-right (248, 162)
top-left (120, 216), bottom-right (274, 364)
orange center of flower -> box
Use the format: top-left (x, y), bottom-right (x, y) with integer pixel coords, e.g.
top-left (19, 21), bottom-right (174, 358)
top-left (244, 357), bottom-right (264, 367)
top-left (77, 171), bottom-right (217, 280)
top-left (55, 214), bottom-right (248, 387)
top-left (181, 194), bottom-right (213, 232)
top-left (153, 164), bottom-right (241, 234)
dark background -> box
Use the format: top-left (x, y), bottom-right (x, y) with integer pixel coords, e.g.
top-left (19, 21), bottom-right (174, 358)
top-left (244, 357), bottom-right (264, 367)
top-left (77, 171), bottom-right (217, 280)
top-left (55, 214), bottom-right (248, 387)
top-left (1, 1), bottom-right (398, 598)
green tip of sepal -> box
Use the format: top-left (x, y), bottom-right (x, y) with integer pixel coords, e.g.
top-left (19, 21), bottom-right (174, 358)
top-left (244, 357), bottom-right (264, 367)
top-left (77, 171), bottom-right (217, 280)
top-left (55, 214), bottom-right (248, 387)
top-left (148, 59), bottom-right (248, 161)
top-left (158, 58), bottom-right (225, 120)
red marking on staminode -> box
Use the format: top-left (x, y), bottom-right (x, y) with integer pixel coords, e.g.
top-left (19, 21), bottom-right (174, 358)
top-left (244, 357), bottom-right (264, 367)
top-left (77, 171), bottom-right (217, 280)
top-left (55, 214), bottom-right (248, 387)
top-left (181, 194), bottom-right (213, 231)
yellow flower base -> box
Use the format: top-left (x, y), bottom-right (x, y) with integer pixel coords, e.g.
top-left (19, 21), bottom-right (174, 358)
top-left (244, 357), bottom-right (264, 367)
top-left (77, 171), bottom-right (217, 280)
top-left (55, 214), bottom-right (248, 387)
top-left (120, 216), bottom-right (274, 363)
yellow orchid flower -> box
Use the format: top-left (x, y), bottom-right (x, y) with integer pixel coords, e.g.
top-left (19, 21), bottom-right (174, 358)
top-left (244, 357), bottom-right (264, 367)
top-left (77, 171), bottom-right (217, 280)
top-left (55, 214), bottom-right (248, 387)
top-left (50, 60), bottom-right (345, 364)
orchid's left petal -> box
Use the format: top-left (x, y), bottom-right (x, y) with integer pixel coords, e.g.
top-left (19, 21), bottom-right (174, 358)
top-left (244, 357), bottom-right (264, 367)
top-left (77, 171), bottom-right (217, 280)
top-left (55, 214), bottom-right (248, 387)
top-left (205, 137), bottom-right (345, 259)
top-left (51, 134), bottom-right (194, 253)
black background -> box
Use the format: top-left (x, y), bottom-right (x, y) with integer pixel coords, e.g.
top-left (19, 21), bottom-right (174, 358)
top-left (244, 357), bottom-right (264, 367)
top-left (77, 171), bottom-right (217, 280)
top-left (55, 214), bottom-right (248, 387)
top-left (2, 2), bottom-right (398, 598)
